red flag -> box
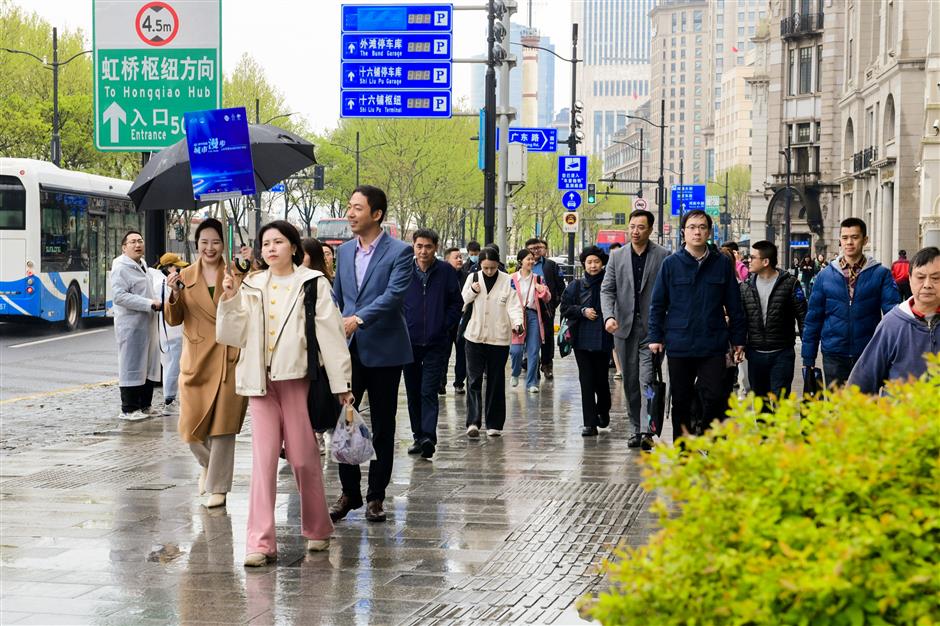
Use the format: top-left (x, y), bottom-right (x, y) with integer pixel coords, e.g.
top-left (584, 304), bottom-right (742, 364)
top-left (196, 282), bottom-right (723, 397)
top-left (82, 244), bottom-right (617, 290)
top-left (732, 46), bottom-right (739, 52)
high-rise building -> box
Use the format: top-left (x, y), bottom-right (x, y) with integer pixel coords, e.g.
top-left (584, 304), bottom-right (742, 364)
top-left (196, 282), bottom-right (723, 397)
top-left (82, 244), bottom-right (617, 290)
top-left (469, 23), bottom-right (555, 128)
top-left (715, 53), bottom-right (754, 173)
top-left (572, 0), bottom-right (655, 156)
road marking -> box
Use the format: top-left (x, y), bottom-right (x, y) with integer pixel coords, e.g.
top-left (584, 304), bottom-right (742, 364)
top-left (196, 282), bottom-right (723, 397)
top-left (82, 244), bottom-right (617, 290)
top-left (0, 379), bottom-right (118, 405)
top-left (8, 328), bottom-right (110, 349)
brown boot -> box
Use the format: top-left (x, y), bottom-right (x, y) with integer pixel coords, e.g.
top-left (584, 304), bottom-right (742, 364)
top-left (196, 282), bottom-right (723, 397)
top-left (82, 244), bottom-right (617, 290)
top-left (542, 363), bottom-right (554, 380)
top-left (329, 494), bottom-right (362, 522)
top-left (365, 499), bottom-right (387, 523)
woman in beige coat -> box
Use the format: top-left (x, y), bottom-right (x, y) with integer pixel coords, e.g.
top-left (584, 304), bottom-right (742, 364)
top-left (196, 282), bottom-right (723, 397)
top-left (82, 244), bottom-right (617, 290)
top-left (164, 218), bottom-right (248, 508)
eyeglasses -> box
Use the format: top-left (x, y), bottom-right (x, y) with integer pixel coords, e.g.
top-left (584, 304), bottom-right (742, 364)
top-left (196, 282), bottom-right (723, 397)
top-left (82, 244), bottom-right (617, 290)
top-left (125, 238), bottom-right (144, 245)
top-left (684, 224), bottom-right (710, 232)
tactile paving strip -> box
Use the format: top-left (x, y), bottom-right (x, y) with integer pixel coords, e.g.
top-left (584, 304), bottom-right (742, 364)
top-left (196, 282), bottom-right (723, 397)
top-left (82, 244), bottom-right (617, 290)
top-left (401, 483), bottom-right (647, 625)
top-left (0, 465), bottom-right (163, 490)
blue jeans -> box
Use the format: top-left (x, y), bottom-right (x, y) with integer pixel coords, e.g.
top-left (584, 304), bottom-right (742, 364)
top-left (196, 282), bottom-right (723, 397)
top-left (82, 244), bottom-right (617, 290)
top-left (161, 334), bottom-right (183, 402)
top-left (510, 309), bottom-right (542, 388)
top-left (746, 348), bottom-right (795, 400)
top-left (403, 342), bottom-right (450, 443)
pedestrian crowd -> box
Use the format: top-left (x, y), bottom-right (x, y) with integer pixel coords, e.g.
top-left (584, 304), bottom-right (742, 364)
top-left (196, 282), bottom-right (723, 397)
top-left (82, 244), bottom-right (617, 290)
top-left (110, 182), bottom-right (939, 567)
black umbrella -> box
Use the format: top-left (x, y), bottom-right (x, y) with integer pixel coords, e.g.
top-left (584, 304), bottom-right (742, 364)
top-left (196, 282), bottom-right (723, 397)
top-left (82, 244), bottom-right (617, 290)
top-left (128, 123), bottom-right (317, 211)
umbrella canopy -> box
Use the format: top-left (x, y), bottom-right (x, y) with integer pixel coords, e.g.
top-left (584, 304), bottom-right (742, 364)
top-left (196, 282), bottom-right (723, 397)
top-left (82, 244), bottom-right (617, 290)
top-left (128, 124), bottom-right (317, 211)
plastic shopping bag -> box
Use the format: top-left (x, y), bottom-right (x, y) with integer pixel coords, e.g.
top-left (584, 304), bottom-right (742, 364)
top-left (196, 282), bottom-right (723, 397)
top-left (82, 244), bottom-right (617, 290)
top-left (331, 404), bottom-right (375, 465)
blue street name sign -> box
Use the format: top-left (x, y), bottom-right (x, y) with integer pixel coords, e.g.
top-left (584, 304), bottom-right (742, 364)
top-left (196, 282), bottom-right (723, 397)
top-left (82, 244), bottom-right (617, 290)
top-left (670, 184), bottom-right (706, 216)
top-left (342, 4), bottom-right (453, 32)
top-left (562, 191), bottom-right (582, 211)
top-left (341, 90), bottom-right (451, 118)
top-left (341, 61), bottom-right (451, 89)
top-left (496, 127), bottom-right (557, 152)
top-left (557, 155), bottom-right (588, 191)
top-left (269, 183), bottom-right (285, 193)
top-left (342, 33), bottom-right (452, 61)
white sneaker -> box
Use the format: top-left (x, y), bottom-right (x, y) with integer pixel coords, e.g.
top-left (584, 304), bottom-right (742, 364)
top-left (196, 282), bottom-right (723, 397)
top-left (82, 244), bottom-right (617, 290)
top-left (306, 538), bottom-right (330, 552)
top-left (527, 386), bottom-right (539, 393)
top-left (244, 552), bottom-right (274, 567)
top-left (511, 376), bottom-right (519, 387)
top-left (466, 424), bottom-right (480, 438)
top-left (205, 493), bottom-right (226, 508)
top-left (486, 429), bottom-right (502, 437)
top-left (118, 410), bottom-right (148, 421)
top-left (162, 400), bottom-right (178, 416)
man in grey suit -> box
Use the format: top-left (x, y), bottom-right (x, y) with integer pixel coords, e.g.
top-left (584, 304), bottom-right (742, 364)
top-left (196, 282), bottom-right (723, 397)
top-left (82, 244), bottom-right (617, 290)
top-left (601, 209), bottom-right (670, 447)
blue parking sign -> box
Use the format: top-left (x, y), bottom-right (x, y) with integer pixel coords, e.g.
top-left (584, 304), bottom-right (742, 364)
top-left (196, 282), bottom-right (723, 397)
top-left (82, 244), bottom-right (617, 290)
top-left (557, 155), bottom-right (587, 191)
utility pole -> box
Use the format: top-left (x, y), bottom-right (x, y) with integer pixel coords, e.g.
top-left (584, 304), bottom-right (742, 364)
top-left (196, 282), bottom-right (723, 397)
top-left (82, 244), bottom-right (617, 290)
top-left (567, 23), bottom-right (579, 267)
top-left (783, 135), bottom-right (792, 269)
top-left (496, 3), bottom-right (516, 260)
top-left (483, 0), bottom-right (498, 248)
top-left (638, 127), bottom-right (644, 198)
top-left (723, 170), bottom-right (730, 243)
top-left (253, 98), bottom-right (262, 248)
top-left (657, 98), bottom-right (665, 244)
top-left (676, 156), bottom-right (684, 250)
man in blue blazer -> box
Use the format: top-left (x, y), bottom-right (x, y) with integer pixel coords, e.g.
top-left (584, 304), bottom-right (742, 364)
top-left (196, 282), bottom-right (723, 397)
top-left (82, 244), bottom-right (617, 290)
top-left (331, 185), bottom-right (414, 523)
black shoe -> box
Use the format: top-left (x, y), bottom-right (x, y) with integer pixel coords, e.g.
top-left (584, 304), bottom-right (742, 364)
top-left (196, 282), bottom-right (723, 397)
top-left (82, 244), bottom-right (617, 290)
top-left (640, 435), bottom-right (654, 451)
top-left (407, 441), bottom-right (422, 455)
top-left (627, 434), bottom-right (643, 448)
top-left (542, 364), bottom-right (554, 380)
top-left (420, 439), bottom-right (435, 459)
top-left (581, 426), bottom-right (598, 437)
top-left (597, 413), bottom-right (610, 429)
top-left (365, 499), bottom-right (387, 522)
top-left (454, 384), bottom-right (465, 395)
top-left (329, 494), bottom-right (363, 522)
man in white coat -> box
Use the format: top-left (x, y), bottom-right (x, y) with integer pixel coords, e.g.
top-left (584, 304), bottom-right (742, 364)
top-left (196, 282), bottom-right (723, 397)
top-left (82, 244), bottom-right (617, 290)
top-left (111, 230), bottom-right (162, 420)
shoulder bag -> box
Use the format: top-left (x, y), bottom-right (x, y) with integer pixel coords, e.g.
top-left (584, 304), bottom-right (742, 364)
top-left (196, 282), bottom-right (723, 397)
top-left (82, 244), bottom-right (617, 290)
top-left (456, 271), bottom-right (479, 340)
top-left (304, 277), bottom-right (342, 433)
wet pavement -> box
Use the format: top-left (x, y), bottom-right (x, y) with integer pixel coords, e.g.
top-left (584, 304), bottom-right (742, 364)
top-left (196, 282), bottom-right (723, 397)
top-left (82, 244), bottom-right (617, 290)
top-left (0, 352), bottom-right (661, 625)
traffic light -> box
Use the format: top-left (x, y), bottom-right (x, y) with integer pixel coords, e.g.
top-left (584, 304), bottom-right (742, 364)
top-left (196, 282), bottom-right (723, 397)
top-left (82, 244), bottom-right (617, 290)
top-left (568, 100), bottom-right (584, 150)
top-left (312, 165), bottom-right (324, 190)
top-left (587, 183), bottom-right (596, 203)
top-left (490, 1), bottom-right (517, 63)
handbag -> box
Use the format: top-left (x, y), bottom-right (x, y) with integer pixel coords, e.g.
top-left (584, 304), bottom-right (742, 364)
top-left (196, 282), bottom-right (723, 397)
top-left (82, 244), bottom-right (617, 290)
top-left (644, 352), bottom-right (668, 441)
top-left (456, 271), bottom-right (479, 340)
top-left (556, 279), bottom-right (586, 358)
top-left (802, 365), bottom-right (823, 396)
top-left (303, 277), bottom-right (342, 433)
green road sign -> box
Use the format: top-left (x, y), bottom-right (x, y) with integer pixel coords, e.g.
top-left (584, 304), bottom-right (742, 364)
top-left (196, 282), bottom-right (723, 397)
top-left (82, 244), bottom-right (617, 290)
top-left (706, 194), bottom-right (721, 217)
top-left (94, 0), bottom-right (221, 151)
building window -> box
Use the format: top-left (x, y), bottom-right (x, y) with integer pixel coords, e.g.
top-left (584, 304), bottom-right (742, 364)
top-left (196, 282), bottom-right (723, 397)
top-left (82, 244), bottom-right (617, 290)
top-left (693, 10), bottom-right (702, 31)
top-left (788, 49), bottom-right (797, 95)
top-left (799, 47), bottom-right (813, 94)
top-left (797, 122), bottom-right (811, 143)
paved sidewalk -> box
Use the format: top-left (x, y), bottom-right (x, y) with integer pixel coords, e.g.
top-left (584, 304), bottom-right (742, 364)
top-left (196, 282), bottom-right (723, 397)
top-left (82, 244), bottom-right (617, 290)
top-left (0, 354), bottom-right (660, 625)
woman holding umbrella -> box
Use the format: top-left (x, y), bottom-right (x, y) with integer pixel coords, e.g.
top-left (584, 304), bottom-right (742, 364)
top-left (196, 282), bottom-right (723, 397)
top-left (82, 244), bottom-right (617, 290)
top-left (164, 218), bottom-right (248, 509)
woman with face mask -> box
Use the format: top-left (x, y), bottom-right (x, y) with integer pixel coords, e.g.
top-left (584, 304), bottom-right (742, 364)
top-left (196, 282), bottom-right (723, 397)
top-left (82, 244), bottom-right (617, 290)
top-left (461, 247), bottom-right (524, 438)
top-left (216, 220), bottom-right (354, 567)
top-left (561, 246), bottom-right (613, 437)
top-left (164, 218), bottom-right (249, 509)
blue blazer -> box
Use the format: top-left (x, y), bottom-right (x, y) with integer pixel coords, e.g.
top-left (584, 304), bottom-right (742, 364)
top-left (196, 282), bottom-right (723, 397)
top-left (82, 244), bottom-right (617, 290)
top-left (333, 233), bottom-right (415, 367)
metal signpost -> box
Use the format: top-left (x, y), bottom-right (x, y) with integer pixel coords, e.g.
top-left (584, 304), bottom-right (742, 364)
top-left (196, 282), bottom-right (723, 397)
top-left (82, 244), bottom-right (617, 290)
top-left (557, 155), bottom-right (587, 191)
top-left (93, 0), bottom-right (221, 150)
top-left (496, 127), bottom-right (558, 153)
top-left (670, 184), bottom-right (706, 216)
top-left (340, 4), bottom-right (452, 119)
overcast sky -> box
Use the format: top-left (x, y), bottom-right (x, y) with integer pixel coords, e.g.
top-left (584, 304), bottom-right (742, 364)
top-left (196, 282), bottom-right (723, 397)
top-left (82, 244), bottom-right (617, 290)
top-left (18, 0), bottom-right (574, 133)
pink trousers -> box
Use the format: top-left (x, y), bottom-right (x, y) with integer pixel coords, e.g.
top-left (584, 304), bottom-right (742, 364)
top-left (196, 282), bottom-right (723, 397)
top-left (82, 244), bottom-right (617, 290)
top-left (247, 378), bottom-right (333, 556)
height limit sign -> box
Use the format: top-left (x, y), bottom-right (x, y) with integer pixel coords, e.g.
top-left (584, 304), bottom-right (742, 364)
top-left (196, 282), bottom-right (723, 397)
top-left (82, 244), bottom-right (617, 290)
top-left (93, 0), bottom-right (221, 151)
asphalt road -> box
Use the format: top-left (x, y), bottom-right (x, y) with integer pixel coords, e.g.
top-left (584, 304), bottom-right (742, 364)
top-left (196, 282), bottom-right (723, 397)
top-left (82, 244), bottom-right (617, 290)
top-left (0, 318), bottom-right (118, 401)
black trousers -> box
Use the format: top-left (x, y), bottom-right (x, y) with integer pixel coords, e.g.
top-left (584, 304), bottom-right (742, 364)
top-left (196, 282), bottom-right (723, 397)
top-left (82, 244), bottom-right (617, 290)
top-left (540, 307), bottom-right (555, 367)
top-left (338, 347), bottom-right (403, 504)
top-left (574, 349), bottom-right (612, 428)
top-left (120, 380), bottom-right (154, 413)
top-left (465, 340), bottom-right (509, 430)
top-left (667, 354), bottom-right (728, 442)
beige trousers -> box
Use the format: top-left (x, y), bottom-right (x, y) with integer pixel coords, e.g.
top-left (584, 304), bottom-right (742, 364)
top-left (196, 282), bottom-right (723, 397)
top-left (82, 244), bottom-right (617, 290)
top-left (189, 434), bottom-right (236, 494)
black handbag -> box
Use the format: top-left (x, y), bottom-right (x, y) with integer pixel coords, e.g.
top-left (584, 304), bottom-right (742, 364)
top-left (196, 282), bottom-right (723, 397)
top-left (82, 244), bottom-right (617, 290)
top-left (303, 277), bottom-right (341, 433)
top-left (644, 352), bottom-right (668, 440)
top-left (456, 271), bottom-right (479, 340)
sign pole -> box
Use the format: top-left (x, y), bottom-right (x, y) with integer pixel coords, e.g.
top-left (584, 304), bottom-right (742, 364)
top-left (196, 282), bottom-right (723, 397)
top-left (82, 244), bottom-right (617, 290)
top-left (567, 23), bottom-right (578, 268)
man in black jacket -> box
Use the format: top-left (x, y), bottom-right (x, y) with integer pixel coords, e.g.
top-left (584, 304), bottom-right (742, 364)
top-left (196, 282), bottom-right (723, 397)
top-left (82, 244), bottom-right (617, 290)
top-left (528, 238), bottom-right (566, 379)
top-left (740, 240), bottom-right (807, 400)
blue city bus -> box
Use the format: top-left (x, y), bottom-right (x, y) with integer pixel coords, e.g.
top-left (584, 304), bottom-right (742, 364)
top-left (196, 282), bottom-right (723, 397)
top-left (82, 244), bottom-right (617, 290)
top-left (0, 158), bottom-right (141, 330)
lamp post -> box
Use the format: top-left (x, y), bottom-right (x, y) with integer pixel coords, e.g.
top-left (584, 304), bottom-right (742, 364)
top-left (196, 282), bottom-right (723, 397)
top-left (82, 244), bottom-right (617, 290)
top-left (330, 131), bottom-right (387, 187)
top-left (2, 27), bottom-right (91, 166)
top-left (779, 136), bottom-right (792, 269)
top-left (620, 101), bottom-right (667, 243)
top-left (707, 171), bottom-right (730, 244)
top-left (664, 157), bottom-right (683, 249)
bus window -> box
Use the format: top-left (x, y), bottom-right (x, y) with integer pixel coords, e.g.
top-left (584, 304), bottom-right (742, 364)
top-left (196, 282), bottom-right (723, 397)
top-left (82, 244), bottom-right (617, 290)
top-left (0, 175), bottom-right (26, 230)
top-left (40, 190), bottom-right (88, 272)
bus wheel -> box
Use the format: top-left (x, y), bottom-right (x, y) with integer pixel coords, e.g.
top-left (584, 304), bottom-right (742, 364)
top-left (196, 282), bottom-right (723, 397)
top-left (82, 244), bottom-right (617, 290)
top-left (65, 285), bottom-right (83, 331)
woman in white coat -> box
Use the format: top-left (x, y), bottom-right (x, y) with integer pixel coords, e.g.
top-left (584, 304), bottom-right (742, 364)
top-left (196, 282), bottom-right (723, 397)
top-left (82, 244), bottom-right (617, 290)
top-left (461, 247), bottom-right (524, 438)
top-left (216, 220), bottom-right (354, 567)
top-left (111, 230), bottom-right (162, 420)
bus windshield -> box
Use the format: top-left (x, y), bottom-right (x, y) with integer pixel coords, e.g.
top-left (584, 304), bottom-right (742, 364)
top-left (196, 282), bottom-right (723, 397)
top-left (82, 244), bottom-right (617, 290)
top-left (0, 175), bottom-right (26, 230)
top-left (317, 219), bottom-right (351, 239)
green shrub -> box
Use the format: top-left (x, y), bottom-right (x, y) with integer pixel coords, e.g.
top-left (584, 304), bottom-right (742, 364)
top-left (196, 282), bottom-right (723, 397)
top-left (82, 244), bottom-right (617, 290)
top-left (583, 357), bottom-right (940, 625)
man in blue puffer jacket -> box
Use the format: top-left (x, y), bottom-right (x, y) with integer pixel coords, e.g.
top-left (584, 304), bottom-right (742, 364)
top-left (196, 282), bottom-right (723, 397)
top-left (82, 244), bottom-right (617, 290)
top-left (801, 217), bottom-right (900, 386)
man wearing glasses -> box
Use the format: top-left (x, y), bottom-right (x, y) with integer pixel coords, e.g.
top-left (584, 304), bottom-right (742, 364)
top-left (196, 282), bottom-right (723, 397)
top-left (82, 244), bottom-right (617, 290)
top-left (525, 238), bottom-right (566, 380)
top-left (648, 210), bottom-right (747, 441)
